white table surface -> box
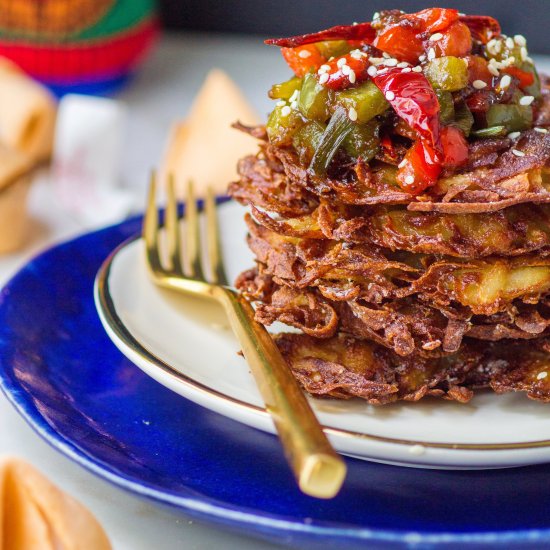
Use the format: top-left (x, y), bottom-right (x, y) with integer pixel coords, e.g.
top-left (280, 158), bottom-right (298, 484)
top-left (0, 32), bottom-right (290, 550)
top-left (1, 32), bottom-right (549, 550)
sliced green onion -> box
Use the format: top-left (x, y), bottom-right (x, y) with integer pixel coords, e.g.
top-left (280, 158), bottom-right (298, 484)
top-left (308, 106), bottom-right (354, 176)
top-left (471, 125), bottom-right (507, 138)
top-left (453, 102), bottom-right (474, 137)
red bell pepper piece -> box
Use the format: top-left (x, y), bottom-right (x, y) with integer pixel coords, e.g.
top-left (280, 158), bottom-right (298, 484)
top-left (441, 126), bottom-right (469, 168)
top-left (502, 66), bottom-right (535, 89)
top-left (405, 8), bottom-right (459, 33)
top-left (459, 15), bottom-right (501, 44)
top-left (397, 140), bottom-right (441, 194)
top-left (466, 55), bottom-right (493, 86)
top-left (265, 22), bottom-right (375, 48)
top-left (431, 21), bottom-right (472, 58)
top-left (320, 53), bottom-right (371, 90)
top-left (372, 68), bottom-right (442, 151)
top-left (281, 45), bottom-right (326, 77)
top-left (373, 25), bottom-right (424, 64)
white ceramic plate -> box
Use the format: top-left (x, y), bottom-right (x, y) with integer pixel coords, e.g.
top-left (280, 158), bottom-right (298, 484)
top-left (94, 201), bottom-right (550, 469)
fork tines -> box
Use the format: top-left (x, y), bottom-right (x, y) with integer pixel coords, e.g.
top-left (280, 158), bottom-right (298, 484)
top-left (144, 172), bottom-right (228, 285)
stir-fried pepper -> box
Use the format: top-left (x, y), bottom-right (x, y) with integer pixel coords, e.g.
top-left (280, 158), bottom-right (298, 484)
top-left (264, 8), bottom-right (544, 194)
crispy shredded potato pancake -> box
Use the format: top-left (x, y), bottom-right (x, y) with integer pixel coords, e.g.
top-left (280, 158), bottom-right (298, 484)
top-left (230, 37), bottom-right (550, 405)
top-left (246, 216), bottom-right (550, 315)
top-left (275, 333), bottom-right (550, 404)
top-left (238, 270), bottom-right (550, 356)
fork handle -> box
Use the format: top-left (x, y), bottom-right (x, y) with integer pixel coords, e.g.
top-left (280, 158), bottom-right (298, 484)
top-left (216, 288), bottom-right (347, 499)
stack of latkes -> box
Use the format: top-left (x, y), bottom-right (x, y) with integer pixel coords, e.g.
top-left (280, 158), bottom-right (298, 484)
top-left (230, 8), bottom-right (550, 405)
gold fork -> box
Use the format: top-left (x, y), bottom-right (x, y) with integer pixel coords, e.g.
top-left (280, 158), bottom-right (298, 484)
top-left (143, 173), bottom-right (346, 499)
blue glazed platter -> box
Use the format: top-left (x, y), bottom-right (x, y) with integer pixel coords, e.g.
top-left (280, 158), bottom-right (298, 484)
top-left (1, 216), bottom-right (550, 549)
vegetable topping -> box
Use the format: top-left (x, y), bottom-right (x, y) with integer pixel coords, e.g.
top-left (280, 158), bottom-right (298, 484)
top-left (264, 8), bottom-right (542, 195)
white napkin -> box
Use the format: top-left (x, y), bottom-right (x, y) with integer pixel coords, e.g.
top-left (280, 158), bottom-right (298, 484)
top-left (51, 94), bottom-right (134, 229)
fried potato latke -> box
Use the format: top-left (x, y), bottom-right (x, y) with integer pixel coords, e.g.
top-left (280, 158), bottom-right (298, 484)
top-left (275, 333), bottom-right (550, 404)
top-left (238, 269), bottom-right (550, 356)
top-left (230, 77), bottom-right (550, 405)
top-left (246, 216), bottom-right (550, 316)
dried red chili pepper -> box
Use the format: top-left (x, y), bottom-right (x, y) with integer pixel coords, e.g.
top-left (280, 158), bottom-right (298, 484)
top-left (459, 15), bottom-right (501, 44)
top-left (372, 68), bottom-right (441, 150)
top-left (265, 22), bottom-right (375, 48)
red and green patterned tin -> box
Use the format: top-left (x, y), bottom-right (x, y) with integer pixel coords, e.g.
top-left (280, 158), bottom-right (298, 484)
top-left (0, 0), bottom-right (158, 94)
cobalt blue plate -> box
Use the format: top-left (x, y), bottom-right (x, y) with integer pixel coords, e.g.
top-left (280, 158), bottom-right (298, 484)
top-left (1, 218), bottom-right (550, 549)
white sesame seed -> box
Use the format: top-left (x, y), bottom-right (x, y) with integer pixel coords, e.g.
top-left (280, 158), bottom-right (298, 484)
top-left (341, 64), bottom-right (351, 76)
top-left (427, 48), bottom-right (436, 61)
top-left (405, 175), bottom-right (415, 185)
top-left (500, 75), bottom-right (512, 89)
top-left (383, 52), bottom-right (391, 59)
top-left (367, 65), bottom-right (378, 77)
top-left (398, 159), bottom-right (407, 168)
top-left (276, 100), bottom-right (286, 107)
top-left (508, 131), bottom-right (521, 139)
top-left (377, 68), bottom-right (388, 75)
top-left (385, 58), bottom-right (398, 67)
top-left (318, 64), bottom-right (330, 74)
top-left (473, 80), bottom-right (487, 89)
top-left (298, 50), bottom-right (311, 59)
top-left (506, 56), bottom-right (516, 66)
top-left (290, 101), bottom-right (298, 110)
top-left (348, 107), bottom-right (358, 121)
top-left (373, 11), bottom-right (380, 20)
top-left (319, 72), bottom-right (329, 85)
top-left (350, 51), bottom-right (363, 60)
top-left (385, 91), bottom-right (396, 101)
top-left (488, 65), bottom-right (500, 77)
top-left (521, 46), bottom-right (528, 61)
top-left (337, 57), bottom-right (347, 68)
top-left (494, 40), bottom-right (502, 53)
top-left (412, 66), bottom-right (422, 72)
top-left (535, 127), bottom-right (549, 134)
top-left (519, 95), bottom-right (535, 106)
top-left (281, 105), bottom-right (291, 117)
top-left (506, 37), bottom-right (515, 49)
top-left (348, 70), bottom-right (356, 84)
top-left (514, 34), bottom-right (527, 47)
top-left (430, 32), bottom-right (443, 42)
top-left (409, 444), bottom-right (426, 456)
top-left (397, 62), bottom-right (409, 68)
top-left (537, 371), bottom-right (548, 380)
top-left (370, 57), bottom-right (385, 66)
top-left (289, 90), bottom-right (300, 102)
top-left (512, 149), bottom-right (525, 157)
top-left (419, 54), bottom-right (427, 62)
top-left (402, 67), bottom-right (412, 73)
